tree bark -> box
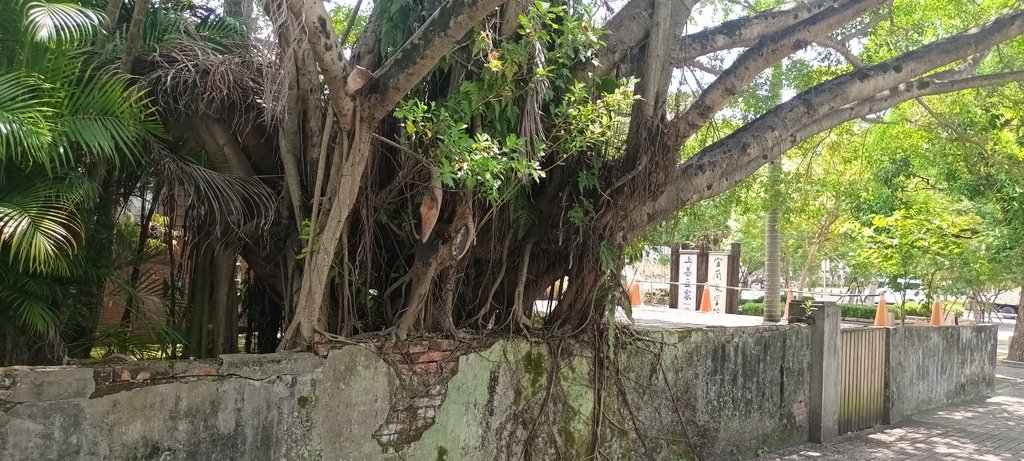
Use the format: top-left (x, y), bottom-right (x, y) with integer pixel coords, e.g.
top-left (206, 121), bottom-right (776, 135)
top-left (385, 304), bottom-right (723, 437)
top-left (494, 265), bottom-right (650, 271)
top-left (763, 161), bottom-right (782, 322)
top-left (120, 0), bottom-right (149, 73)
top-left (1007, 282), bottom-right (1024, 362)
top-left (671, 0), bottom-right (837, 65)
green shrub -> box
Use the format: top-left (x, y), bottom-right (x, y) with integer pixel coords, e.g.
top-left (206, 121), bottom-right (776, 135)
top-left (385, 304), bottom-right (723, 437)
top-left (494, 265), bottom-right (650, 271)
top-left (840, 304), bottom-right (876, 320)
top-left (898, 301), bottom-right (928, 317)
top-left (749, 295), bottom-right (815, 304)
top-left (739, 302), bottom-right (764, 316)
top-left (945, 302), bottom-right (965, 316)
top-left (889, 301), bottom-right (964, 319)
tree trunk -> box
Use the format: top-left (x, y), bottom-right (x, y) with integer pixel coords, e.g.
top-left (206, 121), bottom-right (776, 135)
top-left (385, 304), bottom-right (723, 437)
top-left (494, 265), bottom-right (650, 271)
top-left (212, 245), bottom-right (239, 354)
top-left (277, 124), bottom-right (372, 350)
top-left (1006, 282), bottom-right (1024, 362)
top-left (763, 161), bottom-right (782, 322)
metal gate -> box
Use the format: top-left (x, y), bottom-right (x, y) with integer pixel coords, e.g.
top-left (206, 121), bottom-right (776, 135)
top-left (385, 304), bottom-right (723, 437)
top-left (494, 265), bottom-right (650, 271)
top-left (839, 327), bottom-right (887, 434)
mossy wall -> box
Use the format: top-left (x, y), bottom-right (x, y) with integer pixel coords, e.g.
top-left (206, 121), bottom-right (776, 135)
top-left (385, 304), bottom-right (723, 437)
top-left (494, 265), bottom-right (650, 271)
top-left (887, 324), bottom-right (997, 423)
top-left (0, 325), bottom-right (811, 461)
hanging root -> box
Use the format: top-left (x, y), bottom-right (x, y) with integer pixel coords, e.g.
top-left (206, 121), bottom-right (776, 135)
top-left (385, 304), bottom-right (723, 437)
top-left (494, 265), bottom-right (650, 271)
top-left (505, 241), bottom-right (534, 331)
top-left (314, 327), bottom-right (359, 345)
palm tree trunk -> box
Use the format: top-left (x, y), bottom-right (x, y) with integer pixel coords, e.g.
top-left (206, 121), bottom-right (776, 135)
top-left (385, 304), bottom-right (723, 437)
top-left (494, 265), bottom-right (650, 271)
top-left (763, 160), bottom-right (782, 322)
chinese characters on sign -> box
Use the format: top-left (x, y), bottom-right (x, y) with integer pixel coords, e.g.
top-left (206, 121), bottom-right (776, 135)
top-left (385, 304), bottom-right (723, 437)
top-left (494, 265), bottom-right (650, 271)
top-left (708, 252), bottom-right (730, 313)
top-left (677, 250), bottom-right (698, 309)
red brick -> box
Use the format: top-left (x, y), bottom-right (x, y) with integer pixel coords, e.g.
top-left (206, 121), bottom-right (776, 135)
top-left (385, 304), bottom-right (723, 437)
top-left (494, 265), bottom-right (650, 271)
top-left (388, 409), bottom-right (415, 423)
top-left (427, 338), bottom-right (461, 351)
top-left (402, 341), bottom-right (430, 353)
top-left (440, 360), bottom-right (459, 373)
top-left (116, 368), bottom-right (131, 382)
top-left (312, 343), bottom-right (331, 358)
top-left (135, 370), bottom-right (152, 381)
top-left (196, 366), bottom-right (218, 376)
top-left (411, 350), bottom-right (446, 363)
top-left (395, 363), bottom-right (438, 375)
top-left (379, 341), bottom-right (427, 355)
top-left (92, 368), bottom-right (112, 385)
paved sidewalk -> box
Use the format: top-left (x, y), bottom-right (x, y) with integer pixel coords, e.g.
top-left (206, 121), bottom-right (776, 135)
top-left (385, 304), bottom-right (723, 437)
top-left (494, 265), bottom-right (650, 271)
top-left (763, 365), bottom-right (1024, 460)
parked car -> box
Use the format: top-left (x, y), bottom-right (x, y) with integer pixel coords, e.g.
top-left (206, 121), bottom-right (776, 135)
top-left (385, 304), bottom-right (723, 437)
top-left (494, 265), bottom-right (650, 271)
top-left (995, 303), bottom-right (1018, 315)
top-left (879, 279), bottom-right (926, 304)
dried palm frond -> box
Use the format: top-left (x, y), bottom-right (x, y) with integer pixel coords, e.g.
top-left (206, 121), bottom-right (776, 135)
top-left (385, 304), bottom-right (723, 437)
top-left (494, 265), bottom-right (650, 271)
top-left (150, 146), bottom-right (277, 246)
top-left (257, 0), bottom-right (298, 124)
top-left (143, 45), bottom-right (265, 123)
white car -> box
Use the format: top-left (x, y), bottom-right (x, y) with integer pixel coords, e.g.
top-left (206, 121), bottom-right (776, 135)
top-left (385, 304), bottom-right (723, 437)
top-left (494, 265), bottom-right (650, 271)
top-left (880, 280), bottom-right (926, 304)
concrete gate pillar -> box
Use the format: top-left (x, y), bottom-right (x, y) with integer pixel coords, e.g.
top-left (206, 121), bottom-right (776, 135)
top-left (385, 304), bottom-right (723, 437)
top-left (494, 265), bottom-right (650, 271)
top-left (808, 301), bottom-right (840, 443)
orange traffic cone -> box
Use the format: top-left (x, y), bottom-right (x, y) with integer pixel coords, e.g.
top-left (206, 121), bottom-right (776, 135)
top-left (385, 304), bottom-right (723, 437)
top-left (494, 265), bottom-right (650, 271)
top-left (783, 288), bottom-right (793, 320)
top-left (930, 300), bottom-right (943, 326)
top-left (628, 282), bottom-right (641, 307)
top-left (874, 296), bottom-right (891, 327)
top-left (699, 285), bottom-right (713, 313)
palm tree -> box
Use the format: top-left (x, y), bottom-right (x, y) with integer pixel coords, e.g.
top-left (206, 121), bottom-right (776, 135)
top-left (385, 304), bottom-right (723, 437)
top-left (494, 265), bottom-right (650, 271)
top-left (0, 0), bottom-right (160, 364)
top-left (763, 160), bottom-right (783, 322)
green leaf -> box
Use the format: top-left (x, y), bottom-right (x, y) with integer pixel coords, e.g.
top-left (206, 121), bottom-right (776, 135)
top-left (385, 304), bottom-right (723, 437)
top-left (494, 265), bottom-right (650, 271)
top-left (25, 1), bottom-right (102, 45)
top-left (0, 174), bottom-right (92, 274)
top-left (0, 72), bottom-right (57, 167)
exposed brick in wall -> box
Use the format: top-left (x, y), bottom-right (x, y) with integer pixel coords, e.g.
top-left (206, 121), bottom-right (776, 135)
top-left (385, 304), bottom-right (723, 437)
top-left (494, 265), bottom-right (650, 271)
top-left (316, 337), bottom-right (491, 451)
top-left (88, 359), bottom-right (232, 397)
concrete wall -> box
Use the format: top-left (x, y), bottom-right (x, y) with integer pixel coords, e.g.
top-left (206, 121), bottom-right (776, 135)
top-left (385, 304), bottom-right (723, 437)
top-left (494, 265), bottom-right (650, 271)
top-left (0, 326), bottom-right (810, 461)
top-left (887, 324), bottom-right (998, 423)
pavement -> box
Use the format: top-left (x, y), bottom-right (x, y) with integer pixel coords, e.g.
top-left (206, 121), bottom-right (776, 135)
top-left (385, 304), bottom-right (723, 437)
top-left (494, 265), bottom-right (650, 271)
top-left (760, 363), bottom-right (1024, 461)
top-left (534, 302), bottom-right (772, 329)
top-left (995, 319), bottom-right (1016, 356)
top-left (619, 305), bottom-right (768, 329)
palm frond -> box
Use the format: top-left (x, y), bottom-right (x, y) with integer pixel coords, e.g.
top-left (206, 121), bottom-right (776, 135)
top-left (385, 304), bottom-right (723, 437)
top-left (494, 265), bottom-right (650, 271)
top-left (0, 72), bottom-right (58, 167)
top-left (0, 175), bottom-right (93, 274)
top-left (153, 147), bottom-right (278, 241)
top-left (143, 47), bottom-right (263, 119)
top-left (0, 269), bottom-right (61, 335)
top-left (56, 64), bottom-right (162, 166)
top-left (25, 1), bottom-right (103, 46)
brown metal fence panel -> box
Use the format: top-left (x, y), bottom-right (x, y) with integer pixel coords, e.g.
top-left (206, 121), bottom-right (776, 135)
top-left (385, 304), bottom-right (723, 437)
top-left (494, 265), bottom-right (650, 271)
top-left (839, 327), bottom-right (887, 434)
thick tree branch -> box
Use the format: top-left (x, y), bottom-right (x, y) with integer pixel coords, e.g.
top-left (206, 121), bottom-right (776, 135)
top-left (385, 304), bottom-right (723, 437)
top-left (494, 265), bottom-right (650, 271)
top-left (793, 70), bottom-right (1024, 143)
top-left (582, 0), bottom-right (695, 81)
top-left (817, 36), bottom-right (864, 68)
top-left (688, 60), bottom-right (723, 75)
top-left (670, 0), bottom-right (835, 66)
top-left (639, 0), bottom-right (675, 115)
top-left (646, 9), bottom-right (1024, 223)
top-left (668, 0), bottom-right (885, 143)
top-left (364, 0), bottom-right (510, 120)
top-left (284, 0), bottom-right (354, 128)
